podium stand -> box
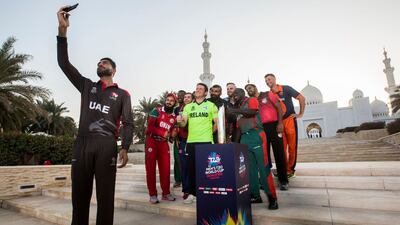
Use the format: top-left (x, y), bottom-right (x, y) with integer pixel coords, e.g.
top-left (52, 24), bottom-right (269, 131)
top-left (196, 143), bottom-right (252, 225)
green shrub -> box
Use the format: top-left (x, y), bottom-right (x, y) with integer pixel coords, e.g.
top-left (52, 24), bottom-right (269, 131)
top-left (0, 132), bottom-right (74, 166)
top-left (354, 121), bottom-right (386, 133)
top-left (387, 119), bottom-right (400, 135)
top-left (336, 129), bottom-right (344, 133)
top-left (343, 126), bottom-right (359, 133)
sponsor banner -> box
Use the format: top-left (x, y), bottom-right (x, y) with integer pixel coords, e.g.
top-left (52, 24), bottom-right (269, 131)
top-left (196, 143), bottom-right (252, 225)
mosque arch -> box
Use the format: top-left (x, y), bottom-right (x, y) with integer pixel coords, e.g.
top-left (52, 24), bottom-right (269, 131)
top-left (306, 123), bottom-right (322, 138)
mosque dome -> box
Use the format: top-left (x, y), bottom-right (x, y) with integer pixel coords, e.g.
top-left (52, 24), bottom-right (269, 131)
top-left (352, 89), bottom-right (364, 99)
top-left (301, 82), bottom-right (323, 105)
top-left (370, 97), bottom-right (389, 117)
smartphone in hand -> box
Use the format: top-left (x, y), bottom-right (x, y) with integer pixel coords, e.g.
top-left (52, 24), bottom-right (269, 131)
top-left (64, 3), bottom-right (79, 12)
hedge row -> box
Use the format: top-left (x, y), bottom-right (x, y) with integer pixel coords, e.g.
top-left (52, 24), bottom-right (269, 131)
top-left (336, 126), bottom-right (359, 133)
top-left (336, 119), bottom-right (400, 135)
top-left (0, 132), bottom-right (74, 166)
top-left (354, 121), bottom-right (385, 133)
top-left (387, 119), bottom-right (400, 135)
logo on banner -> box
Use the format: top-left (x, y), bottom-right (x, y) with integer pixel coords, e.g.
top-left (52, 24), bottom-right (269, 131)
top-left (205, 152), bottom-right (224, 180)
top-left (238, 152), bottom-right (246, 178)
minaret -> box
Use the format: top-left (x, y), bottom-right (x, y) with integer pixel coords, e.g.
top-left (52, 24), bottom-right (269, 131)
top-left (382, 48), bottom-right (400, 115)
top-left (199, 30), bottom-right (215, 90)
top-left (383, 48), bottom-right (397, 95)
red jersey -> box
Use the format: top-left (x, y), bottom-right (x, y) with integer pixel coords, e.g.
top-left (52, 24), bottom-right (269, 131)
top-left (174, 105), bottom-right (188, 139)
top-left (145, 107), bottom-right (177, 141)
top-left (258, 91), bottom-right (279, 123)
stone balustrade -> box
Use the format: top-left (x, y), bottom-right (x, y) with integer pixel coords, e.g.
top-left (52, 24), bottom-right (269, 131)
top-left (378, 132), bottom-right (400, 148)
top-left (0, 165), bottom-right (71, 199)
top-left (336, 129), bottom-right (388, 140)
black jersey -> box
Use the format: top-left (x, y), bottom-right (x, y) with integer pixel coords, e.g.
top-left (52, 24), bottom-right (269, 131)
top-left (57, 36), bottom-right (133, 150)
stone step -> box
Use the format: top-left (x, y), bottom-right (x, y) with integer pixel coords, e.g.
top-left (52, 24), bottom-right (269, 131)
top-left (299, 146), bottom-right (396, 151)
top-left (128, 148), bottom-right (400, 164)
top-left (118, 162), bottom-right (400, 177)
top-left (117, 173), bottom-right (156, 182)
top-left (298, 149), bottom-right (400, 153)
top-left (115, 174), bottom-right (400, 191)
top-left (0, 208), bottom-right (55, 225)
top-left (299, 146), bottom-right (395, 150)
top-left (296, 157), bottom-right (400, 162)
top-left (298, 150), bottom-right (400, 155)
top-left (2, 196), bottom-right (193, 225)
top-left (27, 188), bottom-right (400, 225)
top-left (287, 176), bottom-right (400, 190)
top-left (43, 184), bottom-right (400, 213)
top-left (295, 162), bottom-right (400, 176)
top-left (299, 149), bottom-right (400, 154)
top-left (296, 158), bottom-right (400, 162)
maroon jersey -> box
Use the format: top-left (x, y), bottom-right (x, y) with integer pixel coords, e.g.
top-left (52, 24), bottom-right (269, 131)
top-left (146, 107), bottom-right (177, 141)
top-left (57, 36), bottom-right (133, 150)
top-left (174, 105), bottom-right (188, 139)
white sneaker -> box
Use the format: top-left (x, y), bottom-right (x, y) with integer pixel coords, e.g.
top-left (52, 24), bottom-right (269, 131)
top-left (183, 194), bottom-right (194, 204)
top-left (149, 195), bottom-right (159, 204)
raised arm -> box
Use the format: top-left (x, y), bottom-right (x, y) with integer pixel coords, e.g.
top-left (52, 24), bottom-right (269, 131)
top-left (295, 94), bottom-right (306, 118)
top-left (57, 6), bottom-right (88, 92)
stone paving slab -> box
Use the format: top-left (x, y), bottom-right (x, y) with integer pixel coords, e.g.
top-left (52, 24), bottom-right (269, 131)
top-left (2, 196), bottom-right (194, 225)
top-left (331, 207), bottom-right (400, 225)
top-left (0, 208), bottom-right (55, 225)
top-left (43, 186), bottom-right (400, 212)
top-left (117, 162), bottom-right (400, 177)
top-left (115, 173), bottom-right (400, 191)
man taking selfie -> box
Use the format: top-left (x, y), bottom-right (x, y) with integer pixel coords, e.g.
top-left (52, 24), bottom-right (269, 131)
top-left (57, 5), bottom-right (133, 225)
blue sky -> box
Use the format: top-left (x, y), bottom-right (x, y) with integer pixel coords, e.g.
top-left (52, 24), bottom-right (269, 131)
top-left (1, 0), bottom-right (399, 121)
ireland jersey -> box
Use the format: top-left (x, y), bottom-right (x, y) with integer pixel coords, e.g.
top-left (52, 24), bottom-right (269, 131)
top-left (183, 100), bottom-right (218, 143)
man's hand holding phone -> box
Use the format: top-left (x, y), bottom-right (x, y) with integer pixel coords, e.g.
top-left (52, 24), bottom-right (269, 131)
top-left (57, 4), bottom-right (78, 37)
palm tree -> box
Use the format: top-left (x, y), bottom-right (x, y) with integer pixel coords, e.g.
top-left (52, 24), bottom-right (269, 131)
top-left (26, 99), bottom-right (77, 136)
top-left (0, 37), bottom-right (50, 132)
top-left (132, 97), bottom-right (160, 143)
top-left (136, 97), bottom-right (160, 115)
top-left (157, 90), bottom-right (175, 105)
top-left (390, 89), bottom-right (400, 115)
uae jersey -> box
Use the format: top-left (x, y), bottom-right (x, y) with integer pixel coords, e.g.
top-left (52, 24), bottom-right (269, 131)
top-left (183, 100), bottom-right (218, 143)
top-left (57, 36), bottom-right (133, 150)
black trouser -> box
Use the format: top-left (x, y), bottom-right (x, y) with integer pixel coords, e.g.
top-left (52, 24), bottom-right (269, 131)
top-left (186, 142), bottom-right (211, 196)
top-left (263, 122), bottom-right (288, 184)
top-left (71, 135), bottom-right (118, 225)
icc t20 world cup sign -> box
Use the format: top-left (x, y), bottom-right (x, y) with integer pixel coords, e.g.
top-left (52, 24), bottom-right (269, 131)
top-left (196, 143), bottom-right (252, 225)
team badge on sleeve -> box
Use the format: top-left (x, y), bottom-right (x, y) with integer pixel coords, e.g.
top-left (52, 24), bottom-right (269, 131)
top-left (109, 92), bottom-right (119, 101)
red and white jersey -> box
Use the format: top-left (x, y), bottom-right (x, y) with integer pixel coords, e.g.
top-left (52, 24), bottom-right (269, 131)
top-left (145, 107), bottom-right (177, 139)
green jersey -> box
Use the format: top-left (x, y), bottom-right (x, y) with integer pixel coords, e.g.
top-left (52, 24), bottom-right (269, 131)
top-left (183, 100), bottom-right (218, 143)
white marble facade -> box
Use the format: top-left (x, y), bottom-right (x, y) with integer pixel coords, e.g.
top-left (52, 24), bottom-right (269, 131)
top-left (295, 87), bottom-right (380, 139)
top-left (295, 49), bottom-right (399, 139)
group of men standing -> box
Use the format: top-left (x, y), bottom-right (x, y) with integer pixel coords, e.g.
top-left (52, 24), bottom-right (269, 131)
top-left (144, 75), bottom-right (306, 210)
top-left (57, 5), bottom-right (305, 224)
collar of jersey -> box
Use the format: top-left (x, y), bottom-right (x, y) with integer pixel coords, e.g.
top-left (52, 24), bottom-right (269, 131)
top-left (98, 80), bottom-right (119, 91)
top-left (194, 99), bottom-right (207, 105)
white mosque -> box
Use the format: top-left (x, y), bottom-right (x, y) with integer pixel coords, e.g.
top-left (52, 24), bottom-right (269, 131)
top-left (295, 49), bottom-right (400, 139)
top-left (198, 33), bottom-right (399, 139)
